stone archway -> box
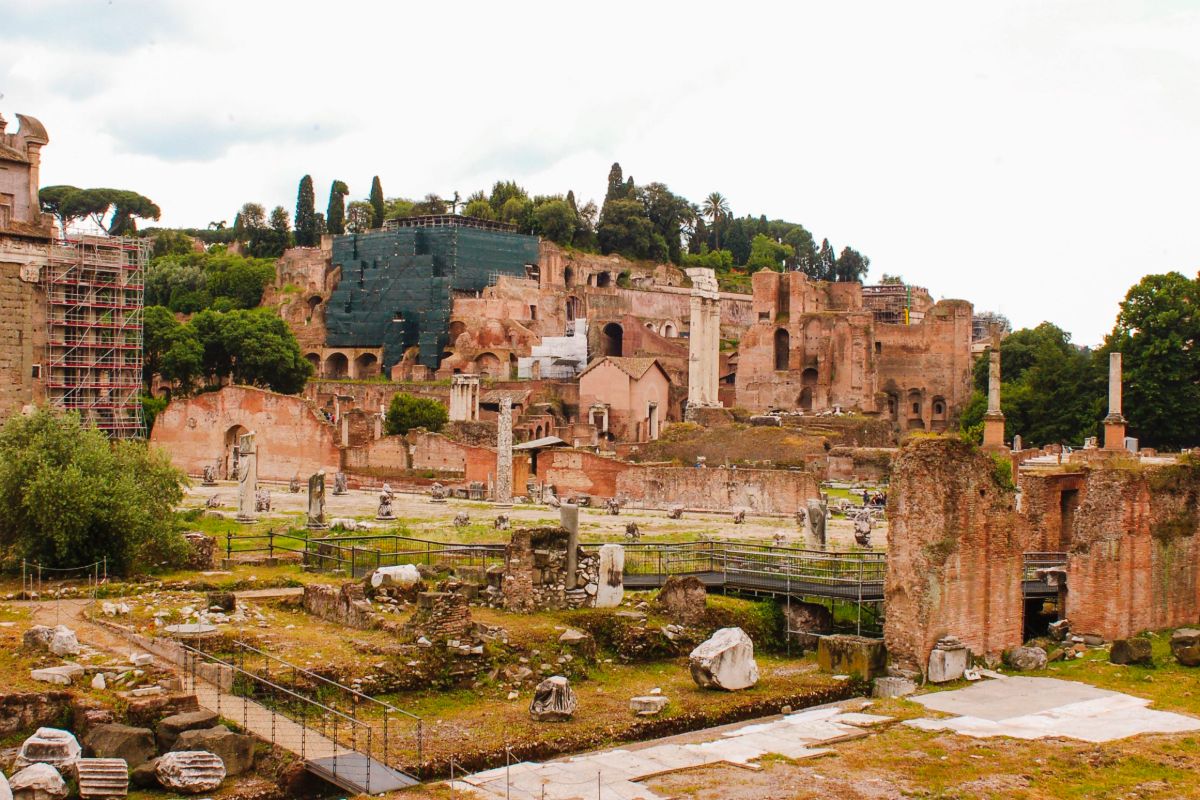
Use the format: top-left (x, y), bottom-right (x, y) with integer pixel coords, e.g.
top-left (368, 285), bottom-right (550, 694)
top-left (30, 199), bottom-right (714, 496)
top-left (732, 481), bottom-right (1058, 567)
top-left (223, 424), bottom-right (248, 479)
top-left (601, 323), bottom-right (623, 357)
top-left (354, 352), bottom-right (379, 379)
top-left (324, 352), bottom-right (349, 379)
top-left (475, 352), bottom-right (502, 378)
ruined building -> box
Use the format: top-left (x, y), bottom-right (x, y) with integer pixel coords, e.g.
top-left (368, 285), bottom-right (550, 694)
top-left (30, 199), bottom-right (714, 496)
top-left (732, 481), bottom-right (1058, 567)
top-left (735, 269), bottom-right (974, 427)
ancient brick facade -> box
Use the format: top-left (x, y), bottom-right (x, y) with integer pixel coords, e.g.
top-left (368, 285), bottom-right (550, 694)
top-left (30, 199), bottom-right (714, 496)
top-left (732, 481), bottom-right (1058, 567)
top-left (615, 466), bottom-right (819, 514)
top-left (501, 527), bottom-right (597, 612)
top-left (884, 438), bottom-right (1024, 670)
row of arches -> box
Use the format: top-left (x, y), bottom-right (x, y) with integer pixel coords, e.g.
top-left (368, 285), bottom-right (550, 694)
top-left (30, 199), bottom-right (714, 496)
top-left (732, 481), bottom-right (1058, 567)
top-left (308, 351), bottom-right (380, 380)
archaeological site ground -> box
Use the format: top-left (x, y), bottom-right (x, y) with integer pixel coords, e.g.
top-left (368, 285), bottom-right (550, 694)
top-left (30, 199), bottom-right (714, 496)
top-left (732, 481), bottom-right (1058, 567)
top-left (2, 102), bottom-right (1200, 800)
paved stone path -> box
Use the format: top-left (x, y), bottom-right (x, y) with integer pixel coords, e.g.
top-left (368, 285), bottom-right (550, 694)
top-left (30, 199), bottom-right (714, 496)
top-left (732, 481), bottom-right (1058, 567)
top-left (454, 706), bottom-right (892, 800)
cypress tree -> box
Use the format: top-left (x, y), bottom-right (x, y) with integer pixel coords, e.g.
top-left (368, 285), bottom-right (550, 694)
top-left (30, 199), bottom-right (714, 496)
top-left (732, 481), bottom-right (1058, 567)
top-left (294, 175), bottom-right (317, 246)
top-left (326, 180), bottom-right (348, 235)
top-left (369, 176), bottom-right (385, 229)
top-left (604, 163), bottom-right (624, 205)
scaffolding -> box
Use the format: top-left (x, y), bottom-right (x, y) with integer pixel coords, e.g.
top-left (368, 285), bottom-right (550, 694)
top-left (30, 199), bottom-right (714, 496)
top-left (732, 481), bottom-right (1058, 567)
top-left (43, 234), bottom-right (148, 438)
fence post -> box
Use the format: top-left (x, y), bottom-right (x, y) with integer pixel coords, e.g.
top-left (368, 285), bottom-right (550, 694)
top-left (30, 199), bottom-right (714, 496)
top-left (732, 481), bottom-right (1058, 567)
top-left (268, 528), bottom-right (275, 561)
top-left (226, 531), bottom-right (233, 564)
top-left (351, 545), bottom-right (358, 578)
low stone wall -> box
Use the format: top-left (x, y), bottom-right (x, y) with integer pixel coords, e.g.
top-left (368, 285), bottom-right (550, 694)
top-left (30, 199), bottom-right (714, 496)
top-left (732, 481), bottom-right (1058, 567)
top-left (501, 528), bottom-right (597, 612)
top-left (616, 466), bottom-right (819, 513)
top-left (302, 583), bottom-right (376, 630)
top-left (0, 691), bottom-right (72, 737)
top-left (825, 447), bottom-right (895, 483)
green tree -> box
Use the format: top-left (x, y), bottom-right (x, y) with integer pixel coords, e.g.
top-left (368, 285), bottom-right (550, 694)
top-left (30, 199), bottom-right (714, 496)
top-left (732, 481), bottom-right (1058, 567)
top-left (463, 198), bottom-right (495, 220)
top-left (1104, 272), bottom-right (1200, 449)
top-left (142, 305), bottom-right (181, 386)
top-left (641, 182), bottom-right (690, 264)
top-left (151, 230), bottom-right (194, 258)
top-left (0, 408), bottom-right (186, 573)
top-left (724, 219), bottom-right (752, 266)
top-left (533, 199), bottom-right (576, 245)
top-left (294, 175), bottom-right (318, 246)
top-left (489, 181), bottom-right (528, 215)
top-left (384, 393), bottom-right (448, 435)
top-left (603, 163), bottom-right (625, 205)
top-left (746, 234), bottom-right (794, 271)
top-left (702, 192), bottom-right (731, 250)
top-left (597, 198), bottom-right (663, 261)
top-left (346, 200), bottom-right (374, 233)
top-left (39, 186), bottom-right (160, 234)
top-left (834, 246), bottom-right (870, 282)
top-left (369, 176), bottom-right (385, 229)
top-left (326, 180), bottom-right (349, 234)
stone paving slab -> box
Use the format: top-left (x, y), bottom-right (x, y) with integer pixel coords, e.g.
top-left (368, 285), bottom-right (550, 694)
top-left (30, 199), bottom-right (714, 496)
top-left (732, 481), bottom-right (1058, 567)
top-left (907, 677), bottom-right (1200, 742)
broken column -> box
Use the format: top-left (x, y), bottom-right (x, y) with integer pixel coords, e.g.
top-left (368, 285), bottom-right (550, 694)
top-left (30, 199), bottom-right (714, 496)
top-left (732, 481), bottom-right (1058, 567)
top-left (235, 431), bottom-right (256, 523)
top-left (982, 349), bottom-right (1005, 450)
top-left (685, 267), bottom-right (721, 413)
top-left (1103, 352), bottom-right (1127, 451)
top-left (595, 544), bottom-right (624, 608)
top-left (306, 470), bottom-right (327, 529)
top-left (495, 396), bottom-right (513, 506)
top-left (449, 374), bottom-right (480, 422)
top-left (561, 503), bottom-right (579, 589)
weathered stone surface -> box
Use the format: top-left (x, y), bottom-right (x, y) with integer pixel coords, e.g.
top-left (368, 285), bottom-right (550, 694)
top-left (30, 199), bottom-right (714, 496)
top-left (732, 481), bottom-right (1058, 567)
top-left (83, 724), bottom-right (156, 769)
top-left (8, 763), bottom-right (66, 800)
top-left (0, 770), bottom-right (9, 800)
top-left (370, 564), bottom-right (421, 589)
top-left (1109, 638), bottom-right (1153, 666)
top-left (29, 666), bottom-right (82, 686)
top-left (76, 758), bottom-right (129, 799)
top-left (15, 728), bottom-right (81, 772)
top-left (22, 627), bottom-right (54, 651)
top-left (205, 592), bottom-right (235, 612)
top-left (529, 676), bottom-right (577, 721)
top-left (817, 635), bottom-right (887, 680)
top-left (689, 627), bottom-right (759, 691)
top-left (0, 693), bottom-right (73, 740)
top-left (155, 710), bottom-right (219, 752)
top-left (595, 544), bottom-right (624, 608)
top-left (128, 759), bottom-right (159, 789)
top-left (656, 575), bottom-right (708, 625)
top-left (630, 696), bottom-right (669, 716)
top-left (1007, 646), bottom-right (1048, 671)
top-left (782, 601), bottom-right (833, 648)
top-left (1170, 628), bottom-right (1200, 667)
top-left (873, 676), bottom-right (917, 698)
top-left (558, 628), bottom-right (595, 657)
top-left (927, 637), bottom-right (970, 683)
top-left (172, 726), bottom-right (254, 776)
top-left (155, 751), bottom-right (226, 793)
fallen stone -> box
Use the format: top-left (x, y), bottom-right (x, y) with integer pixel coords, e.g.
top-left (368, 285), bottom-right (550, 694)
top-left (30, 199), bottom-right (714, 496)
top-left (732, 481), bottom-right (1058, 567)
top-left (47, 627), bottom-right (79, 658)
top-left (873, 676), bottom-right (916, 698)
top-left (1171, 628), bottom-right (1200, 667)
top-left (7, 763), bottom-right (66, 800)
top-left (529, 676), bottom-right (577, 721)
top-left (656, 575), bottom-right (708, 625)
top-left (75, 758), bottom-right (128, 799)
top-left (22, 626), bottom-right (55, 651)
top-left (370, 564), bottom-right (422, 589)
top-left (817, 635), bottom-right (887, 680)
top-left (129, 687), bottom-right (163, 698)
top-left (129, 758), bottom-right (159, 789)
top-left (90, 674), bottom-right (106, 691)
top-left (1048, 619), bottom-right (1070, 641)
top-left (630, 696), bottom-right (669, 716)
top-left (15, 728), bottom-right (81, 772)
top-left (83, 724), bottom-right (156, 768)
top-left (689, 627), bottom-right (759, 691)
top-left (156, 710), bottom-right (219, 751)
top-left (155, 751), bottom-right (225, 793)
top-left (172, 726), bottom-right (254, 776)
top-left (30, 666), bottom-right (82, 686)
top-left (0, 770), bottom-right (9, 800)
top-left (1007, 646), bottom-right (1048, 671)
top-left (1109, 638), bottom-right (1153, 666)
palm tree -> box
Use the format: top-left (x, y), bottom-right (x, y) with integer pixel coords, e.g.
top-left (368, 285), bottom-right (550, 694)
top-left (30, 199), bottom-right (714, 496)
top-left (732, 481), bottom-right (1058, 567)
top-left (702, 192), bottom-right (731, 250)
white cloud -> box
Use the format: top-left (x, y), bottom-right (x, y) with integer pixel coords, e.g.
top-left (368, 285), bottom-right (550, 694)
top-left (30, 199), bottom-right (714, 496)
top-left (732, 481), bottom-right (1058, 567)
top-left (2, 0), bottom-right (1197, 344)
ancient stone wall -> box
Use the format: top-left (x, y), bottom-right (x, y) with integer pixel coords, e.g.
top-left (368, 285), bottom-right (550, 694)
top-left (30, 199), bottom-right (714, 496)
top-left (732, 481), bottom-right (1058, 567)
top-left (538, 449), bottom-right (633, 499)
top-left (1059, 462), bottom-right (1200, 639)
top-left (501, 527), bottom-right (597, 611)
top-left (302, 583), bottom-right (376, 630)
top-left (825, 447), bottom-right (896, 483)
top-left (149, 385), bottom-right (340, 481)
top-left (405, 591), bottom-right (472, 640)
top-left (884, 437), bottom-right (1024, 670)
top-left (0, 248), bottom-right (47, 421)
top-left (616, 466), bottom-right (819, 513)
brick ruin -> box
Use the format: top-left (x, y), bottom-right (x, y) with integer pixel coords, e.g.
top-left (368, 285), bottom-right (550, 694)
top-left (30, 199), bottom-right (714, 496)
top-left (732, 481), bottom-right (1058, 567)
top-left (885, 436), bottom-right (1200, 672)
top-left (500, 527), bottom-right (599, 612)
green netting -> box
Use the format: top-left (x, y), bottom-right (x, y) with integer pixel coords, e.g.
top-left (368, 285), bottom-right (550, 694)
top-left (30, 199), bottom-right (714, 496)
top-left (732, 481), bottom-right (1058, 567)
top-left (326, 227), bottom-right (539, 370)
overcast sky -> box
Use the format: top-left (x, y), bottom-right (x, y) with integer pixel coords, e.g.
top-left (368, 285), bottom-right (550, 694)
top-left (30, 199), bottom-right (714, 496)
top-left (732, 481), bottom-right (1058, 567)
top-left (3, 0), bottom-right (1197, 345)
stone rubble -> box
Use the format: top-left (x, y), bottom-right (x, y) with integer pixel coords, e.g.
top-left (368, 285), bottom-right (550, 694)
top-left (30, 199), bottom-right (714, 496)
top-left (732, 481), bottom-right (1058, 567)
top-left (689, 627), bottom-right (759, 691)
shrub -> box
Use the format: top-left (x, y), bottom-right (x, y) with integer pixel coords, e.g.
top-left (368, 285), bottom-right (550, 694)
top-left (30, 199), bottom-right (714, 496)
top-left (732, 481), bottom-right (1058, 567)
top-left (385, 393), bottom-right (449, 436)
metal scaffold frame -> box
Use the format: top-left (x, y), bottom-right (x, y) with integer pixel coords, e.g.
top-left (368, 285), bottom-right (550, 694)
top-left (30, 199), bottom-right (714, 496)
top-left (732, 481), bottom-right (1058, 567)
top-left (43, 234), bottom-right (148, 438)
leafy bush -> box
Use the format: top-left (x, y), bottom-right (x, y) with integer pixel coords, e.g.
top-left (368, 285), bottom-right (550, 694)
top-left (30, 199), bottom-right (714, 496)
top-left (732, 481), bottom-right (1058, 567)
top-left (0, 409), bottom-right (187, 573)
top-left (385, 393), bottom-right (449, 436)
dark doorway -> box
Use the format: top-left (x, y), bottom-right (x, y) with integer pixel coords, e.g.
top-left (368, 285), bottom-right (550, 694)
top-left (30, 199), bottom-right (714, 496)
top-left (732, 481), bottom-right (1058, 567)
top-left (602, 323), bottom-right (623, 357)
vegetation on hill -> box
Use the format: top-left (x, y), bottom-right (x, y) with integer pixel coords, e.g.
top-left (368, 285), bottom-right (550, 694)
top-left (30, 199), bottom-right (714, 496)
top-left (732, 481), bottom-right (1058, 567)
top-left (385, 392), bottom-right (449, 436)
top-left (145, 248), bottom-right (276, 312)
top-left (39, 185), bottom-right (160, 235)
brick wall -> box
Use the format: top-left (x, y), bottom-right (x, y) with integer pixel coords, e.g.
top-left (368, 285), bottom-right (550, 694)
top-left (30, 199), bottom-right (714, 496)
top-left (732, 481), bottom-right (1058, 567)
top-left (616, 466), bottom-right (819, 513)
top-left (884, 438), bottom-right (1024, 670)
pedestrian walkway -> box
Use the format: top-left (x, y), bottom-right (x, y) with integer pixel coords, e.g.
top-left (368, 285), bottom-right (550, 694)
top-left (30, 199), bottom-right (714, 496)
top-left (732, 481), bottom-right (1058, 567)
top-left (455, 706), bottom-right (892, 800)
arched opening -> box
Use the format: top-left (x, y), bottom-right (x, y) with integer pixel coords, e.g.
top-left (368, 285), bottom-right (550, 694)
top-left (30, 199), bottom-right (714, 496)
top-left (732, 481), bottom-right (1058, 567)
top-left (662, 322), bottom-right (677, 338)
top-left (887, 392), bottom-right (900, 421)
top-left (354, 352), bottom-right (379, 379)
top-left (596, 271), bottom-right (612, 288)
top-left (564, 266), bottom-right (575, 287)
top-left (475, 352), bottom-right (502, 378)
top-left (774, 328), bottom-right (790, 371)
top-left (601, 323), bottom-right (623, 357)
top-left (157, 386), bottom-right (172, 401)
top-left (931, 395), bottom-right (948, 431)
top-left (448, 320), bottom-right (466, 344)
top-left (305, 352), bottom-right (321, 373)
top-left (645, 322), bottom-right (656, 331)
top-left (223, 424), bottom-right (248, 479)
top-left (509, 353), bottom-right (518, 380)
top-left (306, 295), bottom-right (323, 320)
top-left (324, 352), bottom-right (349, 379)
top-left (799, 368), bottom-right (818, 410)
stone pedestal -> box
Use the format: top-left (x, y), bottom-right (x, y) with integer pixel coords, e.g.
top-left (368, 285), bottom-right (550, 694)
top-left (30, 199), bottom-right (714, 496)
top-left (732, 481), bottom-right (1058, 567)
top-left (982, 413), bottom-right (1006, 450)
top-left (595, 544), bottom-right (625, 608)
top-left (927, 636), bottom-right (969, 683)
top-left (817, 634), bottom-right (887, 680)
top-left (235, 432), bottom-right (257, 523)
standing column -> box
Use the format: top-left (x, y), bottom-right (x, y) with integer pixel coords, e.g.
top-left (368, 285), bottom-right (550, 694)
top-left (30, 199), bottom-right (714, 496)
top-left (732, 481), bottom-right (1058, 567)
top-left (1103, 352), bottom-right (1127, 451)
top-left (236, 432), bottom-right (257, 523)
top-left (685, 267), bottom-right (721, 412)
top-left (982, 349), bottom-right (1006, 450)
top-left (496, 396), bottom-right (513, 506)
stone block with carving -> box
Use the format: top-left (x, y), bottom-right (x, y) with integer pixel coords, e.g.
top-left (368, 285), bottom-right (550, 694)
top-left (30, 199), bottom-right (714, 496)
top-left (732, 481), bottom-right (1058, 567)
top-left (15, 728), bottom-right (81, 772)
top-left (689, 627), bottom-right (759, 690)
top-left (529, 676), bottom-right (577, 721)
top-left (76, 758), bottom-right (128, 799)
top-left (926, 636), bottom-right (969, 683)
top-left (155, 751), bottom-right (226, 793)
top-left (171, 726), bottom-right (254, 776)
top-left (8, 763), bottom-right (67, 800)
